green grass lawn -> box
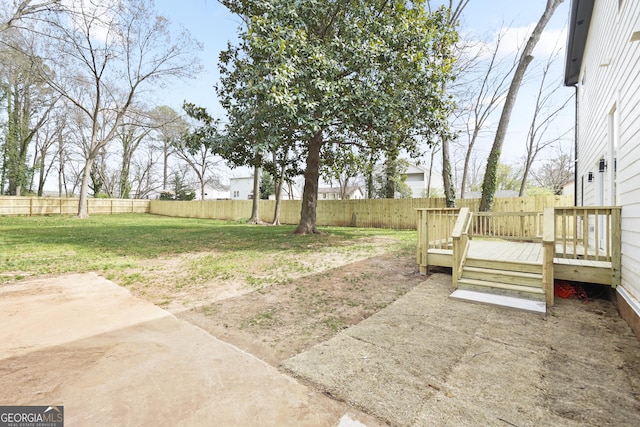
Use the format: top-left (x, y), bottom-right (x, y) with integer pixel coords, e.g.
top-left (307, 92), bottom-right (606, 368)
top-left (0, 214), bottom-right (417, 284)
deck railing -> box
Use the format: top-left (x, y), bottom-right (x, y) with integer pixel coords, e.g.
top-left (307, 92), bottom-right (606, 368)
top-left (417, 206), bottom-right (622, 298)
top-left (553, 207), bottom-right (621, 263)
top-left (472, 211), bottom-right (543, 241)
top-left (452, 208), bottom-right (472, 289)
top-left (545, 206), bottom-right (621, 289)
top-left (416, 208), bottom-right (459, 274)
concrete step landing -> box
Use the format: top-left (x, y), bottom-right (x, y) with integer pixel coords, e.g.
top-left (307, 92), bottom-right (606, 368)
top-left (450, 289), bottom-right (546, 314)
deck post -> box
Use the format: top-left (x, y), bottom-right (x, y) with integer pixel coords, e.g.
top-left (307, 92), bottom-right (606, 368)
top-left (611, 207), bottom-right (622, 288)
top-left (542, 207), bottom-right (555, 307)
top-left (451, 208), bottom-right (470, 290)
top-left (416, 209), bottom-right (429, 275)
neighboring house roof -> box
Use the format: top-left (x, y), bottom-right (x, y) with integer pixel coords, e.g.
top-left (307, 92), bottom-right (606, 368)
top-left (564, 0), bottom-right (595, 86)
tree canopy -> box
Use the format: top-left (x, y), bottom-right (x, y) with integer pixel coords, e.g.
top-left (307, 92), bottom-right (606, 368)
top-left (217, 0), bottom-right (458, 233)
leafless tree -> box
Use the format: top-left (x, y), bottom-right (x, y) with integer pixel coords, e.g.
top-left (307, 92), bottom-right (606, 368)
top-left (30, 102), bottom-right (65, 195)
top-left (0, 29), bottom-right (59, 195)
top-left (115, 107), bottom-right (156, 198)
top-left (427, 0), bottom-right (471, 207)
top-left (130, 144), bottom-right (162, 199)
top-left (173, 133), bottom-right (224, 201)
top-left (149, 105), bottom-right (188, 191)
top-left (453, 29), bottom-right (520, 198)
top-left (38, 0), bottom-right (201, 216)
top-left (479, 0), bottom-right (565, 211)
top-left (518, 46), bottom-right (573, 196)
top-left (531, 144), bottom-right (574, 195)
top-left (0, 0), bottom-right (62, 32)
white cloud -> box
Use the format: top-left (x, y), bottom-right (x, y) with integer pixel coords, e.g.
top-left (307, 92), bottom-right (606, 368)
top-left (463, 24), bottom-right (567, 61)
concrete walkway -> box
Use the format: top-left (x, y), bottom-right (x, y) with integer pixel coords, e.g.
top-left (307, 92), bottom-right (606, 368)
top-left (283, 274), bottom-right (640, 426)
top-left (0, 273), bottom-right (381, 426)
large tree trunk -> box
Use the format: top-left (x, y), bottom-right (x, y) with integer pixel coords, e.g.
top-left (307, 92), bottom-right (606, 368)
top-left (120, 161), bottom-right (131, 198)
top-left (427, 146), bottom-right (437, 198)
top-left (295, 131), bottom-right (323, 234)
top-left (272, 178), bottom-right (283, 226)
top-left (248, 164), bottom-right (260, 224)
top-left (58, 133), bottom-right (65, 197)
top-left (77, 157), bottom-right (94, 218)
top-left (384, 155), bottom-right (397, 199)
top-left (272, 151), bottom-right (284, 225)
top-left (163, 139), bottom-right (170, 190)
top-left (479, 0), bottom-right (564, 211)
top-left (518, 158), bottom-right (533, 197)
top-left (442, 134), bottom-right (456, 207)
top-left (460, 127), bottom-right (480, 199)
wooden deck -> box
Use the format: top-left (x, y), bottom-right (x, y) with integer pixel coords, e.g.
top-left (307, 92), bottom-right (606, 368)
top-left (467, 240), bottom-right (612, 268)
top-left (468, 240), bottom-right (542, 264)
top-left (430, 239), bottom-right (613, 286)
top-left (417, 207), bottom-right (621, 310)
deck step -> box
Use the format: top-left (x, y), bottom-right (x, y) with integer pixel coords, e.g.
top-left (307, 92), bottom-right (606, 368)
top-left (465, 257), bottom-right (541, 274)
top-left (457, 278), bottom-right (545, 301)
top-left (450, 289), bottom-right (546, 313)
top-left (462, 266), bottom-right (542, 287)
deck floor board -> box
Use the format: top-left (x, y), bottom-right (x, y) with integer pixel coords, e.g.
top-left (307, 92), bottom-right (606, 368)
top-left (426, 239), bottom-right (611, 271)
top-left (467, 240), bottom-right (543, 264)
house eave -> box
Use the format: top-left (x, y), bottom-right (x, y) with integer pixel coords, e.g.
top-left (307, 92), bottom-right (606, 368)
top-left (564, 0), bottom-right (595, 86)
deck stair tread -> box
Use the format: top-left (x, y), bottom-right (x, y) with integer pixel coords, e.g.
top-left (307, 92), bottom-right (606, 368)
top-left (465, 257), bottom-right (541, 273)
top-left (463, 266), bottom-right (542, 280)
top-left (466, 256), bottom-right (541, 266)
top-left (458, 277), bottom-right (544, 294)
top-left (450, 289), bottom-right (546, 313)
top-left (428, 248), bottom-right (453, 255)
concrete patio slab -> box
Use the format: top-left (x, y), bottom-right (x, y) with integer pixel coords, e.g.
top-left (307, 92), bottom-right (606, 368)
top-left (0, 273), bottom-right (381, 426)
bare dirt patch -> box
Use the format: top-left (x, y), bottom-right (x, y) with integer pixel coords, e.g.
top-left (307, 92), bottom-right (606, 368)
top-left (107, 238), bottom-right (640, 426)
top-left (175, 252), bottom-right (422, 366)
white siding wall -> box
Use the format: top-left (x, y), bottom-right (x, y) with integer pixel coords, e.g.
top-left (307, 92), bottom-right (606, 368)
top-left (229, 177), bottom-right (254, 200)
top-left (578, 0), bottom-right (640, 300)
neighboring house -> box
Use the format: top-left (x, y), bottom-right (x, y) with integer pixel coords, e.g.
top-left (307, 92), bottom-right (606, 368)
top-left (561, 180), bottom-right (575, 197)
top-left (229, 176), bottom-right (255, 200)
top-left (197, 184), bottom-right (230, 200)
top-left (564, 0), bottom-right (640, 336)
top-left (373, 161), bottom-right (444, 198)
top-left (405, 163), bottom-right (440, 198)
top-left (230, 175), bottom-right (303, 200)
top-left (268, 183), bottom-right (303, 201)
top-left (318, 186), bottom-right (365, 200)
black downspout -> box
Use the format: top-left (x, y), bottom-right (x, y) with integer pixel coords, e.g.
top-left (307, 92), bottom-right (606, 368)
top-left (574, 85), bottom-right (579, 207)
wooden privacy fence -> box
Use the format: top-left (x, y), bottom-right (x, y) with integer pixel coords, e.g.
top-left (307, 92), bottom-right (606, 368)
top-left (0, 197), bottom-right (150, 216)
top-left (150, 195), bottom-right (572, 229)
top-left (0, 194), bottom-right (572, 228)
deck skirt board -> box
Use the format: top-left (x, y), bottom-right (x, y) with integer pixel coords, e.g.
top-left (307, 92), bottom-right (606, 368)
top-left (450, 289), bottom-right (547, 313)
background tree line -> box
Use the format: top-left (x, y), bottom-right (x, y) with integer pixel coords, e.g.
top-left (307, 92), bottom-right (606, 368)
top-left (0, 0), bottom-right (573, 225)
